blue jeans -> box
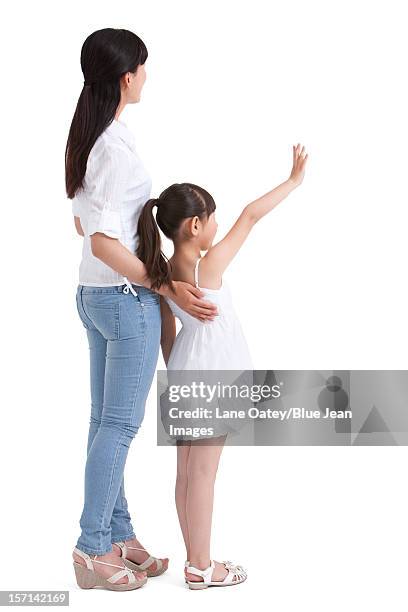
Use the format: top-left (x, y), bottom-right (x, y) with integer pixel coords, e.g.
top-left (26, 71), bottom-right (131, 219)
top-left (74, 282), bottom-right (161, 555)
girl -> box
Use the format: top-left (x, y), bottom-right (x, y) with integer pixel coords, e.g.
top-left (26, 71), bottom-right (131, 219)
top-left (136, 143), bottom-right (308, 588)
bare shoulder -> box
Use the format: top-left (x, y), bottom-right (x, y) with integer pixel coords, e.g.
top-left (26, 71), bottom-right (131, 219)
top-left (197, 252), bottom-right (223, 290)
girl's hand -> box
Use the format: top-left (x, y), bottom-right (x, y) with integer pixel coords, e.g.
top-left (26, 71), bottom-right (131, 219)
top-left (170, 281), bottom-right (218, 322)
top-left (288, 143), bottom-right (308, 187)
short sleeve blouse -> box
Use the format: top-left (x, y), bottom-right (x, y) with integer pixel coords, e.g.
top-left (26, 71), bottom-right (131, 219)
top-left (71, 118), bottom-right (152, 286)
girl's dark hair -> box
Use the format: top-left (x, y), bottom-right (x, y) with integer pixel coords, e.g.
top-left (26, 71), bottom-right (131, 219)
top-left (136, 183), bottom-right (216, 291)
top-left (65, 28), bottom-right (148, 199)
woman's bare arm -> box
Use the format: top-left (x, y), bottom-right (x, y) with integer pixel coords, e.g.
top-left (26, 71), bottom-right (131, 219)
top-left (160, 297), bottom-right (176, 365)
top-left (204, 143), bottom-right (308, 276)
top-left (90, 232), bottom-right (218, 321)
top-left (91, 232), bottom-right (152, 285)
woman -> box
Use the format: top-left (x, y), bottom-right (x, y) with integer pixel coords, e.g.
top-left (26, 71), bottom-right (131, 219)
top-left (66, 28), bottom-right (218, 592)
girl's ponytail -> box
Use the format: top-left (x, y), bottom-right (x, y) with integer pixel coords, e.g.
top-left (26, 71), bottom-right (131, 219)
top-left (136, 198), bottom-right (174, 292)
top-left (137, 182), bottom-right (216, 292)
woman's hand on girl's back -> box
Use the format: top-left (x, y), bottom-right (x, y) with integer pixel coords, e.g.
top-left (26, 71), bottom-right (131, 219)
top-left (167, 281), bottom-right (218, 322)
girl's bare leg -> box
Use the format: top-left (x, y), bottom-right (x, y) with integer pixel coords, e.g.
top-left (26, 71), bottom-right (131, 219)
top-left (175, 441), bottom-right (192, 556)
top-left (185, 435), bottom-right (229, 582)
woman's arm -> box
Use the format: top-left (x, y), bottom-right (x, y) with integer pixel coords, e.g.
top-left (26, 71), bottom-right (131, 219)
top-left (74, 216), bottom-right (84, 236)
top-left (160, 297), bottom-right (176, 365)
top-left (90, 232), bottom-right (218, 321)
top-left (203, 143), bottom-right (308, 276)
top-left (79, 144), bottom-right (217, 320)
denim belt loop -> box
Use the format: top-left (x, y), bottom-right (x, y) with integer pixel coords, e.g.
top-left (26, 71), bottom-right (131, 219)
top-left (122, 276), bottom-right (138, 297)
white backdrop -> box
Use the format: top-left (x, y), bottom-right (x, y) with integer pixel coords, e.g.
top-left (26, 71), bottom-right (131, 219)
top-left (1, 0), bottom-right (407, 610)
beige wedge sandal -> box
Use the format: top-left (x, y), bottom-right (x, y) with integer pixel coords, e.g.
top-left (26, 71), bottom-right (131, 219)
top-left (113, 541), bottom-right (168, 577)
top-left (73, 547), bottom-right (147, 591)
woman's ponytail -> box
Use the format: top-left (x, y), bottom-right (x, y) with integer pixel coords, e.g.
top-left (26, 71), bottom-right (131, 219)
top-left (136, 199), bottom-right (174, 292)
top-left (65, 28), bottom-right (148, 199)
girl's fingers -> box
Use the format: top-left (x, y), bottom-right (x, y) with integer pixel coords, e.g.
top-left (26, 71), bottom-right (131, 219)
top-left (298, 145), bottom-right (307, 163)
top-left (294, 144), bottom-right (300, 166)
top-left (295, 145), bottom-right (301, 167)
top-left (293, 143), bottom-right (307, 169)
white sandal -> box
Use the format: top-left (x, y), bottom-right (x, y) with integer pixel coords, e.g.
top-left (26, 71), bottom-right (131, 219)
top-left (73, 547), bottom-right (147, 591)
top-left (185, 559), bottom-right (247, 589)
top-left (113, 540), bottom-right (168, 577)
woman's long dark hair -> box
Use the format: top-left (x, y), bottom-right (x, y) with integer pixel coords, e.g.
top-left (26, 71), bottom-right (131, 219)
top-left (65, 28), bottom-right (148, 199)
top-left (136, 183), bottom-right (216, 291)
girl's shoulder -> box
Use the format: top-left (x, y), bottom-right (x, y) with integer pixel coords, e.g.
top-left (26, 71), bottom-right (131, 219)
top-left (167, 254), bottom-right (223, 291)
top-left (195, 254), bottom-right (223, 291)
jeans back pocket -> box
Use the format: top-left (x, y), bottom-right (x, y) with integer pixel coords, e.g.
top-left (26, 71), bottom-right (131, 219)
top-left (76, 289), bottom-right (92, 331)
top-left (82, 293), bottom-right (120, 340)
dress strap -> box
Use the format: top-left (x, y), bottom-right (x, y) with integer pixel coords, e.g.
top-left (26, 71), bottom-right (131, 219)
top-left (194, 257), bottom-right (201, 288)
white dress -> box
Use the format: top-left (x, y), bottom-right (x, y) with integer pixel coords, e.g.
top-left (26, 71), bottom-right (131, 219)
top-left (161, 257), bottom-right (254, 440)
top-left (164, 256), bottom-right (254, 371)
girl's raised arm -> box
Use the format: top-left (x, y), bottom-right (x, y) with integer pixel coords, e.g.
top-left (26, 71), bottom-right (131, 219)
top-left (204, 143), bottom-right (308, 275)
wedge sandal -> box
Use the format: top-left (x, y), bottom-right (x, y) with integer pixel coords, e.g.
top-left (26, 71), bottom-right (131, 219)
top-left (113, 541), bottom-right (168, 577)
top-left (185, 559), bottom-right (247, 589)
top-left (73, 547), bottom-right (147, 591)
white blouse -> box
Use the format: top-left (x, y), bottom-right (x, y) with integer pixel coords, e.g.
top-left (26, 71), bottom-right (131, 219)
top-left (71, 117), bottom-right (152, 286)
